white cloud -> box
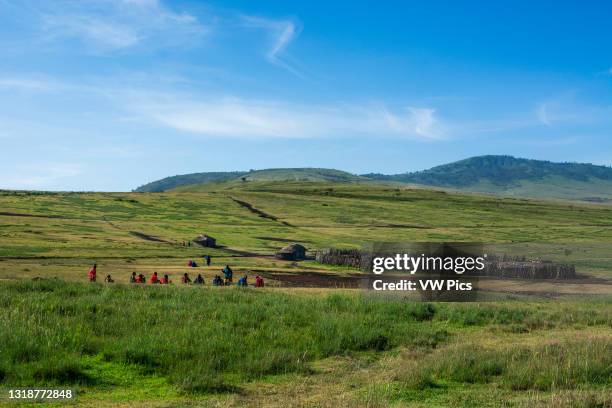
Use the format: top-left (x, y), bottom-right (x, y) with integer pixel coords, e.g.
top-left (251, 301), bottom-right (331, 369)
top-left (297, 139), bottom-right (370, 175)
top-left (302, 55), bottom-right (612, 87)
top-left (45, 16), bottom-right (142, 49)
top-left (23, 0), bottom-right (207, 53)
top-left (122, 91), bottom-right (444, 140)
top-left (536, 103), bottom-right (551, 126)
top-left (408, 108), bottom-right (439, 138)
top-left (534, 94), bottom-right (611, 127)
top-left (241, 15), bottom-right (303, 77)
top-left (0, 77), bottom-right (54, 91)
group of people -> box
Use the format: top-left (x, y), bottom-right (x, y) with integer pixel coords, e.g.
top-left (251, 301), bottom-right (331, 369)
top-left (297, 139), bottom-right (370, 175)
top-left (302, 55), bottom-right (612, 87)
top-left (88, 263), bottom-right (264, 287)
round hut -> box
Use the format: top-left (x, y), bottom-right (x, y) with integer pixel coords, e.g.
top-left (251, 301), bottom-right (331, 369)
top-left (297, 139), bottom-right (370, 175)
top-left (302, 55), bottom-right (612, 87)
top-left (193, 234), bottom-right (216, 248)
top-left (276, 243), bottom-right (307, 261)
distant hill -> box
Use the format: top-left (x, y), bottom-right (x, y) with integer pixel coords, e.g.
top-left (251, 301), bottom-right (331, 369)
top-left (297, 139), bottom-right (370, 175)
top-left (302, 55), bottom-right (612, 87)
top-left (363, 155), bottom-right (612, 201)
top-left (134, 172), bottom-right (247, 192)
top-left (242, 168), bottom-right (362, 182)
top-left (135, 168), bottom-right (362, 192)
top-left (135, 156), bottom-right (612, 202)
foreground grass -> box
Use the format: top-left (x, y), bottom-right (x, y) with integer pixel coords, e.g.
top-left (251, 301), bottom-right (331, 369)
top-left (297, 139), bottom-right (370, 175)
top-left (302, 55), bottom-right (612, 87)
top-left (0, 280), bottom-right (448, 393)
top-left (0, 281), bottom-right (610, 406)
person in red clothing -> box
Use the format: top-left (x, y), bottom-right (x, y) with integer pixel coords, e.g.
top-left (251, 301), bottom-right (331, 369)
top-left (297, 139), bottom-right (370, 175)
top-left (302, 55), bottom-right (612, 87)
top-left (160, 274), bottom-right (170, 284)
top-left (149, 272), bottom-right (159, 284)
top-left (255, 275), bottom-right (264, 288)
top-left (88, 263), bottom-right (97, 282)
top-left (135, 274), bottom-right (145, 283)
top-left (181, 273), bottom-right (191, 284)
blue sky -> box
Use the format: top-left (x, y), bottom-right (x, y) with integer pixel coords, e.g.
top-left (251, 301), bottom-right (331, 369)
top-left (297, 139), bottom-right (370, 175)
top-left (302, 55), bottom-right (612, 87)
top-left (1, 0), bottom-right (611, 191)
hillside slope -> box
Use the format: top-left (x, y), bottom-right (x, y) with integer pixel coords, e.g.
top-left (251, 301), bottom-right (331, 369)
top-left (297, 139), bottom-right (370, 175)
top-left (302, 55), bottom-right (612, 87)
top-left (241, 168), bottom-right (362, 182)
top-left (364, 155), bottom-right (612, 201)
top-left (136, 168), bottom-right (363, 192)
top-left (134, 172), bottom-right (247, 192)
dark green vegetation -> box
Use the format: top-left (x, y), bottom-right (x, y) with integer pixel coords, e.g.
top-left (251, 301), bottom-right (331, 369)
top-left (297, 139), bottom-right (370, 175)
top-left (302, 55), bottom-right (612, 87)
top-left (365, 155), bottom-right (612, 186)
top-left (365, 155), bottom-right (612, 201)
top-left (135, 155), bottom-right (612, 201)
top-left (0, 280), bottom-right (610, 406)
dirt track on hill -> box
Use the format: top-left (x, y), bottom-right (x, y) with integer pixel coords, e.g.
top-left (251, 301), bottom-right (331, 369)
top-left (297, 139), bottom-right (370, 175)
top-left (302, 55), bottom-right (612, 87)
top-left (0, 211), bottom-right (63, 218)
top-left (229, 197), bottom-right (294, 227)
top-left (129, 231), bottom-right (172, 244)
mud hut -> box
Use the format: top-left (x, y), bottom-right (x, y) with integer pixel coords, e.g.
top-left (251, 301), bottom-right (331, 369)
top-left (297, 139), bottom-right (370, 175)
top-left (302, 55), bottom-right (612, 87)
top-left (193, 234), bottom-right (216, 248)
top-left (276, 243), bottom-right (307, 261)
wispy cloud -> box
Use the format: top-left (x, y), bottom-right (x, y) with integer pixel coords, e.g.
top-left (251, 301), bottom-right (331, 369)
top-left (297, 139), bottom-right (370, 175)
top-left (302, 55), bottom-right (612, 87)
top-left (12, 0), bottom-right (207, 53)
top-left (536, 103), bottom-right (551, 126)
top-left (408, 108), bottom-right (439, 138)
top-left (0, 77), bottom-right (55, 91)
top-left (534, 93), bottom-right (611, 127)
top-left (240, 15), bottom-right (303, 77)
top-left (121, 90), bottom-right (444, 140)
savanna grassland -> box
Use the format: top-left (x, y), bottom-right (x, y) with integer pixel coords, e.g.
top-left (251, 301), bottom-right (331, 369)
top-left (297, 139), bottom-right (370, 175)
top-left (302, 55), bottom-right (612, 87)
top-left (0, 182), bottom-right (611, 407)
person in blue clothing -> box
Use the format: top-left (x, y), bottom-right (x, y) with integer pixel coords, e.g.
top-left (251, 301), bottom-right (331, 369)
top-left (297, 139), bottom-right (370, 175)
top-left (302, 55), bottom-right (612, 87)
top-left (237, 275), bottom-right (248, 287)
top-left (223, 265), bottom-right (233, 284)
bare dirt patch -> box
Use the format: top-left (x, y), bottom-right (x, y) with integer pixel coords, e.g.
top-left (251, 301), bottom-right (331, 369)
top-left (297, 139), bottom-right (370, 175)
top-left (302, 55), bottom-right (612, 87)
top-left (257, 271), bottom-right (364, 288)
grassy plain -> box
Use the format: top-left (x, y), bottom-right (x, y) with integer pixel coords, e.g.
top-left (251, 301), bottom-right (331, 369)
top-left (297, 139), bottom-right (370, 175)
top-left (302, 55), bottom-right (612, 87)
top-left (0, 182), bottom-right (611, 406)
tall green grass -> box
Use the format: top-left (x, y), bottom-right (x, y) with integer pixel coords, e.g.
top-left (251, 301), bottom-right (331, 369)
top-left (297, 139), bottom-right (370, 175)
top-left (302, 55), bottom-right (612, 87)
top-left (0, 281), bottom-right (447, 393)
top-left (402, 338), bottom-right (611, 392)
top-left (1, 281), bottom-right (609, 395)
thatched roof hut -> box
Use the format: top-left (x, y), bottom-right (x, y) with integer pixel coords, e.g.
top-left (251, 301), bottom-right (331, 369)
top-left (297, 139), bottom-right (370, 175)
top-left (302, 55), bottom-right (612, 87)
top-left (276, 243), bottom-right (307, 261)
top-left (193, 234), bottom-right (216, 248)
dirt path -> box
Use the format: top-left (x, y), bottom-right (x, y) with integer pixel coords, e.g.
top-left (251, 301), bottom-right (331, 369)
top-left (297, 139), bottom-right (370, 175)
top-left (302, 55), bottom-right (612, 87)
top-left (0, 211), bottom-right (63, 218)
top-left (255, 271), bottom-right (364, 288)
top-left (229, 197), bottom-right (294, 227)
top-left (128, 231), bottom-right (173, 244)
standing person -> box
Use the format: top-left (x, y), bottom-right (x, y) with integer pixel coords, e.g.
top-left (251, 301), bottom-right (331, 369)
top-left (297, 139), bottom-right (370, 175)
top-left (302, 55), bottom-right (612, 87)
top-left (223, 265), bottom-right (233, 284)
top-left (206, 255), bottom-right (211, 266)
top-left (88, 263), bottom-right (97, 282)
top-left (181, 273), bottom-right (191, 284)
top-left (129, 272), bottom-right (137, 283)
top-left (255, 275), bottom-right (264, 288)
top-left (149, 272), bottom-right (159, 284)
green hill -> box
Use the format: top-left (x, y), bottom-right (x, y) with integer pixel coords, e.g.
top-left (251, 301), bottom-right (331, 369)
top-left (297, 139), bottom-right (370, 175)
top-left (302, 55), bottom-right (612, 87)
top-left (135, 157), bottom-right (612, 202)
top-left (363, 155), bottom-right (612, 201)
top-left (241, 168), bottom-right (362, 182)
top-left (134, 171), bottom-right (247, 192)
top-left (136, 168), bottom-right (363, 192)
